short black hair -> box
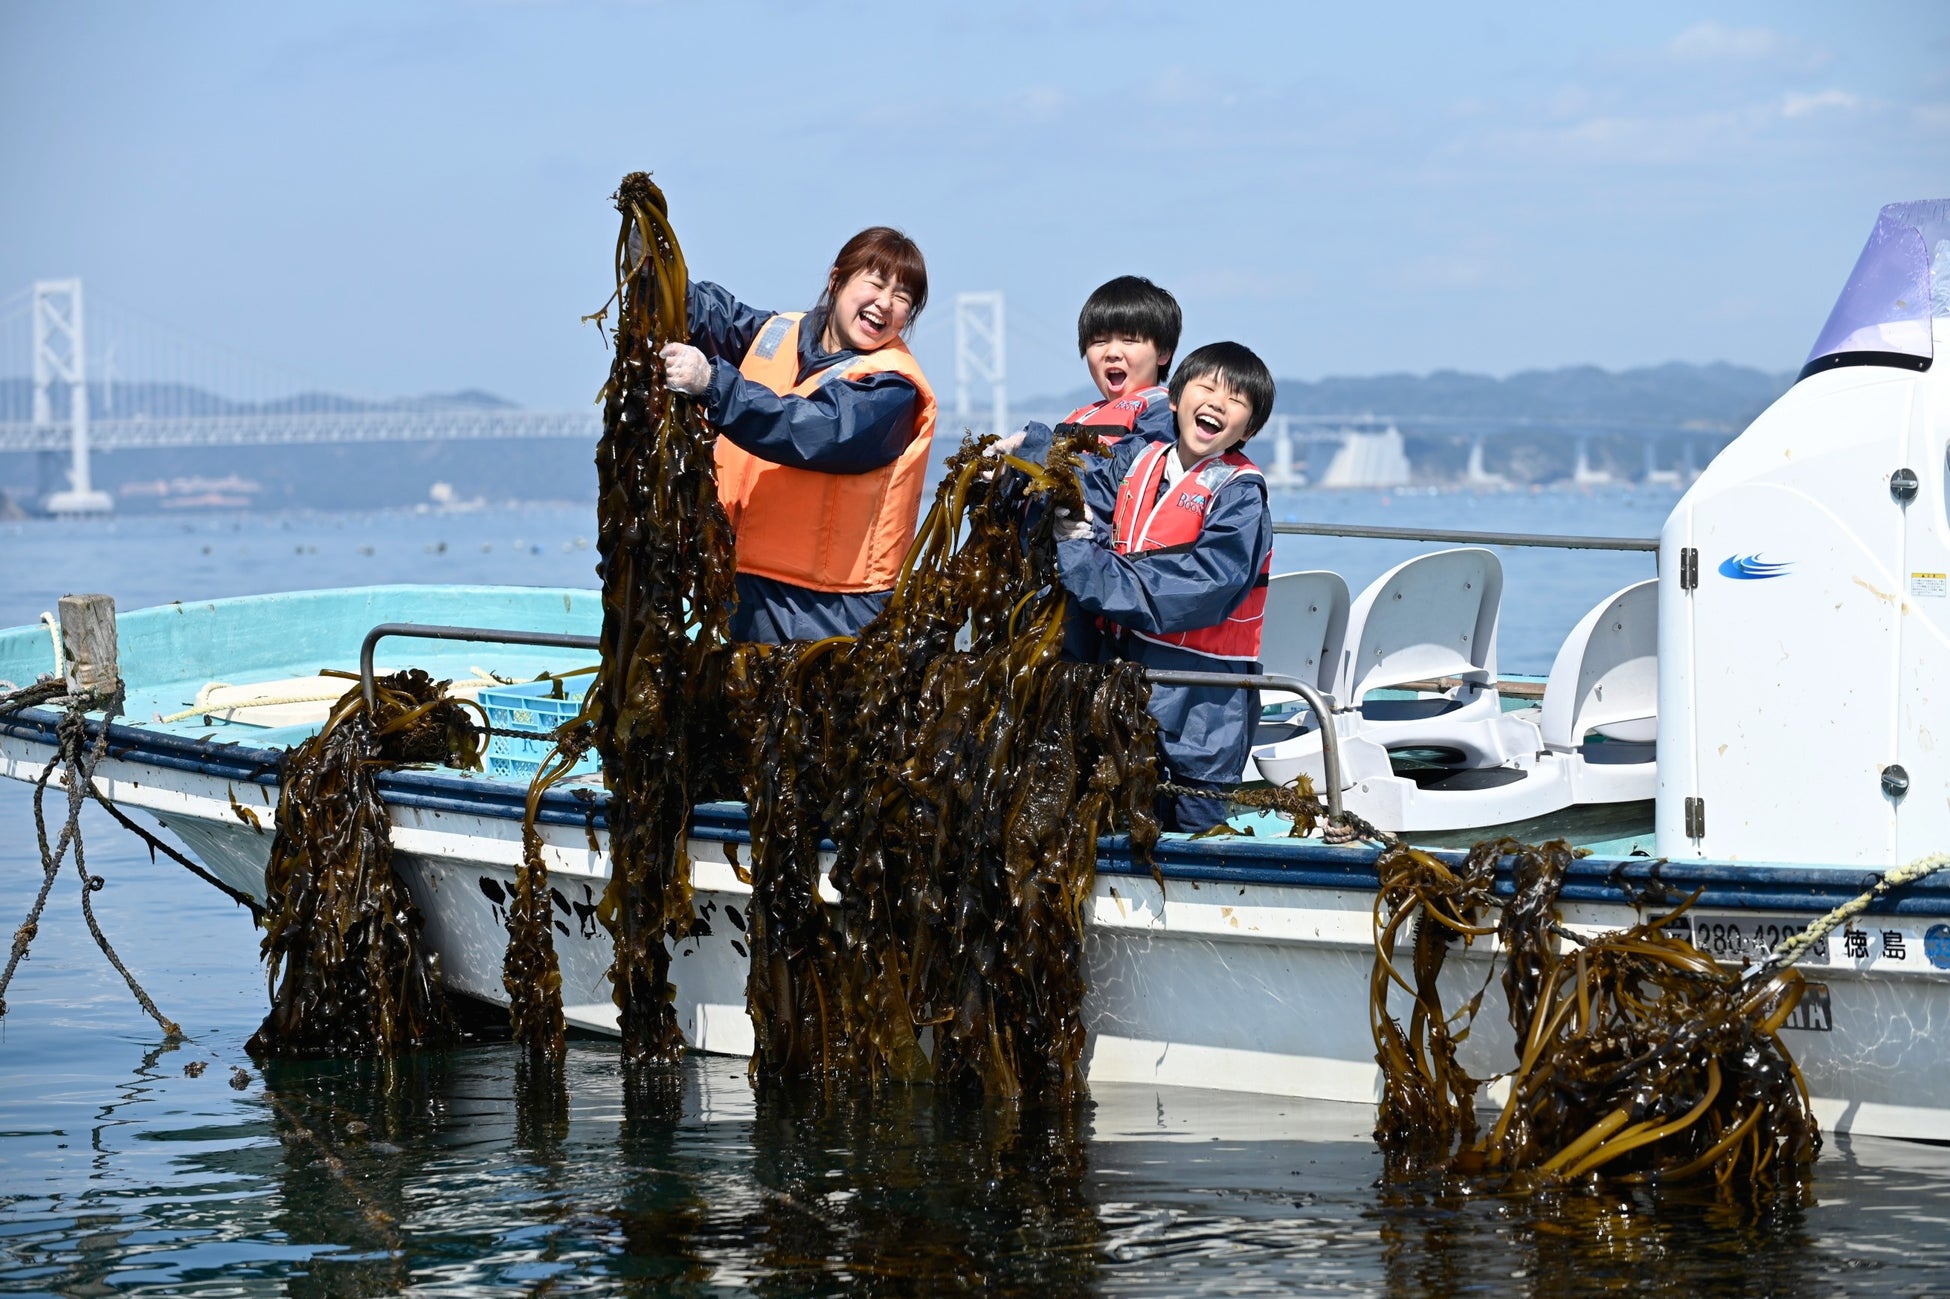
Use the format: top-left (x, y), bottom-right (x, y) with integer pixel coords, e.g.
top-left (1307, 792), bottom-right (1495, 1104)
top-left (1168, 342), bottom-right (1277, 438)
top-left (1075, 276), bottom-right (1182, 382)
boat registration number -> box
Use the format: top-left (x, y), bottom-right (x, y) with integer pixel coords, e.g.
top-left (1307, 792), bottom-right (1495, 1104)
top-left (1663, 913), bottom-right (1830, 967)
top-left (1779, 983), bottom-right (1833, 1033)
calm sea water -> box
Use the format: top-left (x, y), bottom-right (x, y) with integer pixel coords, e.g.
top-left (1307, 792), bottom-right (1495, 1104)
top-left (5, 490), bottom-right (1950, 1296)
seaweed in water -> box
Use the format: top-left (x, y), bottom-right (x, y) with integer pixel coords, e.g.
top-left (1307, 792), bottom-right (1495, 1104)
top-left (735, 430), bottom-right (1160, 1102)
top-left (248, 669), bottom-right (481, 1058)
top-left (1370, 838), bottom-right (1821, 1191)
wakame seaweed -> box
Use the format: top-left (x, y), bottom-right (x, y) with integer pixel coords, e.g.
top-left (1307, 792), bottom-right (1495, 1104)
top-left (249, 669), bottom-right (481, 1058)
top-left (1370, 839), bottom-right (1821, 1191)
top-left (576, 172), bottom-right (738, 1067)
top-left (734, 431), bottom-right (1160, 1102)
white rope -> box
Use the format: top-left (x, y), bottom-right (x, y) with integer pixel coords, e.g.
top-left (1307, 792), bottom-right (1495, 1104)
top-left (39, 612), bottom-right (62, 679)
top-left (156, 668), bottom-right (518, 726)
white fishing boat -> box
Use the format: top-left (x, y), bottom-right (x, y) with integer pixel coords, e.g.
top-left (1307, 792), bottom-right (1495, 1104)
top-left (3, 201), bottom-right (1947, 1141)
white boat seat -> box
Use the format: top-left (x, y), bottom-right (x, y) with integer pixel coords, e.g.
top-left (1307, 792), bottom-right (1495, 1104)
top-left (1358, 696), bottom-right (1476, 723)
top-left (1535, 578), bottom-right (1658, 803)
top-left (1242, 570), bottom-right (1349, 780)
top-left (1251, 548), bottom-right (1557, 828)
top-left (1340, 547), bottom-right (1503, 706)
top-left (1259, 570), bottom-right (1349, 705)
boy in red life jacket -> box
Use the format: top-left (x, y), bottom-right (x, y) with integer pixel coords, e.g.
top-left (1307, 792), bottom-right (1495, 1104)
top-left (981, 276), bottom-right (1181, 471)
top-left (1061, 275), bottom-right (1182, 443)
top-left (1051, 341), bottom-right (1277, 834)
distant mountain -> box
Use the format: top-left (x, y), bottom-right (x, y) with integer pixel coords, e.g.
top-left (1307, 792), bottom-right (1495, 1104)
top-left (1031, 361), bottom-right (1794, 432)
top-left (0, 379), bottom-right (520, 422)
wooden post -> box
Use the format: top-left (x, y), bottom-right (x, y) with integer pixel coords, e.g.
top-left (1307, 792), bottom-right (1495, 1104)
top-left (58, 593), bottom-right (119, 697)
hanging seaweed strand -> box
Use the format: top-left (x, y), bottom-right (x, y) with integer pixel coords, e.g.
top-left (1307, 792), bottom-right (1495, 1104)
top-left (249, 670), bottom-right (482, 1058)
top-left (577, 172), bottom-right (737, 1067)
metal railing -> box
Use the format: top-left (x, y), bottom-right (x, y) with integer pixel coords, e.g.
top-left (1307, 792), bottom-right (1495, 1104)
top-left (356, 624), bottom-right (1350, 823)
top-left (359, 622), bottom-right (599, 712)
top-left (1272, 521), bottom-right (1658, 553)
top-left (1144, 669), bottom-right (1343, 820)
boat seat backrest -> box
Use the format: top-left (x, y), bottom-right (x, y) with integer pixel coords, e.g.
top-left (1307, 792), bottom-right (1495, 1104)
top-left (1539, 579), bottom-right (1658, 751)
top-left (1260, 571), bottom-right (1350, 696)
top-left (1338, 548), bottom-right (1503, 706)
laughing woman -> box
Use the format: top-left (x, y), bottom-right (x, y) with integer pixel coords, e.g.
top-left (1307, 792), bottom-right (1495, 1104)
top-left (657, 227), bottom-right (937, 643)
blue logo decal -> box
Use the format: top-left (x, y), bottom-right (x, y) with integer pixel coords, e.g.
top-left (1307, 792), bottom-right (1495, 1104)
top-left (1718, 554), bottom-right (1795, 580)
top-left (1926, 925), bottom-right (1950, 970)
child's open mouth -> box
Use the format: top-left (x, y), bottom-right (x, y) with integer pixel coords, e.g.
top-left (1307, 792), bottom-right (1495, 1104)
top-left (1195, 413), bottom-right (1223, 434)
top-left (1104, 366), bottom-right (1128, 390)
top-left (858, 307), bottom-right (886, 333)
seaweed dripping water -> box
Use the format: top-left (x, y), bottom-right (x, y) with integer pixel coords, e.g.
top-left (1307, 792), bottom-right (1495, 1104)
top-left (1369, 837), bottom-right (1821, 1193)
top-left (249, 669), bottom-right (482, 1058)
top-left (514, 172), bottom-right (739, 1068)
top-left (731, 430), bottom-right (1161, 1102)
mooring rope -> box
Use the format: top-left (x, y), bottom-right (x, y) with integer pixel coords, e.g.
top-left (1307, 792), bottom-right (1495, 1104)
top-left (0, 675), bottom-right (188, 1036)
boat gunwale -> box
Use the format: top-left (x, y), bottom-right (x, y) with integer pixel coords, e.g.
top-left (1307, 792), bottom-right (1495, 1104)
top-left (5, 705), bottom-right (1944, 917)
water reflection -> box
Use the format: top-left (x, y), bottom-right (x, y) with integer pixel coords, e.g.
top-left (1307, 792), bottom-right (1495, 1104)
top-left (11, 1037), bottom-right (1950, 1293)
top-left (738, 1083), bottom-right (1099, 1294)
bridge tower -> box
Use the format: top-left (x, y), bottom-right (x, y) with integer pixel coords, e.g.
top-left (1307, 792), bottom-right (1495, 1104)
top-left (954, 291), bottom-right (1008, 440)
top-left (34, 279), bottom-right (112, 514)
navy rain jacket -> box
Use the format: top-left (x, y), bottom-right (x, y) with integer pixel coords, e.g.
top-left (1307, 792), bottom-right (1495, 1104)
top-left (686, 280), bottom-right (924, 642)
top-left (1022, 424), bottom-right (1274, 786)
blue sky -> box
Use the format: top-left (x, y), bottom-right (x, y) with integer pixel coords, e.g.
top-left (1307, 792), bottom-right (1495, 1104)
top-left (3, 2), bottom-right (1946, 409)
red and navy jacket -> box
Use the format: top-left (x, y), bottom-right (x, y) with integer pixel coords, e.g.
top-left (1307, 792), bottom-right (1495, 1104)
top-left (1106, 441), bottom-right (1271, 660)
top-left (1054, 434), bottom-right (1274, 784)
top-left (1059, 385), bottom-right (1174, 445)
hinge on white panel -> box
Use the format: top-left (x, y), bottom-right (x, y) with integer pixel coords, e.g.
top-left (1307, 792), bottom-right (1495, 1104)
top-left (1683, 796), bottom-right (1706, 839)
top-left (1679, 547), bottom-right (1699, 591)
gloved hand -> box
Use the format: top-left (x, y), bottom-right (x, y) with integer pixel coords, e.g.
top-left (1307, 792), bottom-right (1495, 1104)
top-left (978, 429), bottom-right (1028, 481)
top-left (1053, 500), bottom-right (1095, 543)
top-left (659, 343), bottom-right (712, 396)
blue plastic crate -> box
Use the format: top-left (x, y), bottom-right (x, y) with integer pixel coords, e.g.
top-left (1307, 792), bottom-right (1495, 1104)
top-left (477, 678), bottom-right (600, 783)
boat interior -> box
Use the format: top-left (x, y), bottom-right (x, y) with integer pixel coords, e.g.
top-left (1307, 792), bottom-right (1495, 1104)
top-left (1250, 547), bottom-right (1657, 834)
top-left (0, 575), bottom-right (1659, 858)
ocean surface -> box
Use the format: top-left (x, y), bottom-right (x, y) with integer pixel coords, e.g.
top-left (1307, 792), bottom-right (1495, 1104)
top-left (5, 489), bottom-right (1950, 1296)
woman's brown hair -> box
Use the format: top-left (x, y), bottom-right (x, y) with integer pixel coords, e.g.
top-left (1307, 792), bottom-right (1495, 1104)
top-left (818, 226), bottom-right (928, 332)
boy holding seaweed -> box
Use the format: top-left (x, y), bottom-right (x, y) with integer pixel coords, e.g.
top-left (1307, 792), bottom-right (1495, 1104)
top-left (1050, 341), bottom-right (1277, 833)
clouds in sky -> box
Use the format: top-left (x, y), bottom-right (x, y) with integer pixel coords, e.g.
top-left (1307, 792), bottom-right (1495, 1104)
top-left (2, 2), bottom-right (1944, 407)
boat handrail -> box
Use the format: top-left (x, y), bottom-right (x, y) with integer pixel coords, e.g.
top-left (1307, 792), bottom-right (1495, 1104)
top-left (360, 622), bottom-right (600, 712)
top-left (357, 624), bottom-right (1349, 824)
top-left (1272, 521), bottom-right (1658, 553)
top-left (1143, 669), bottom-right (1345, 820)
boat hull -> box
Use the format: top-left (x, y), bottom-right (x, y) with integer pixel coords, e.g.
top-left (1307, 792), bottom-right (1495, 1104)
top-left (9, 715), bottom-right (1950, 1143)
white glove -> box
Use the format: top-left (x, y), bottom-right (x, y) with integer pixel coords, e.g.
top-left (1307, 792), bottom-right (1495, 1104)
top-left (983, 430), bottom-right (1028, 458)
top-left (659, 343), bottom-right (712, 396)
top-left (1053, 501), bottom-right (1094, 543)
top-left (978, 429), bottom-right (1028, 481)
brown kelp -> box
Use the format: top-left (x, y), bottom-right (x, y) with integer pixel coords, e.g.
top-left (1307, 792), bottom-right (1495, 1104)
top-left (736, 431), bottom-right (1160, 1102)
top-left (249, 670), bottom-right (481, 1058)
top-left (1370, 838), bottom-right (1821, 1190)
top-left (575, 172), bottom-right (738, 1067)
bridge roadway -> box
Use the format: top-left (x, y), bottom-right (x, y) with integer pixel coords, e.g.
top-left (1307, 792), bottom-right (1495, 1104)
top-left (0, 409), bottom-right (603, 453)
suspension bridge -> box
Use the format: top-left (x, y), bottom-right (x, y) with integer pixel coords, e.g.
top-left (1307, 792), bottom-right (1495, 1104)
top-left (1, 281), bottom-right (1730, 515)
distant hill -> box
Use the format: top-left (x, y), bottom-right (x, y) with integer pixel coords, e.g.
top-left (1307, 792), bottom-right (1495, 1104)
top-left (0, 379), bottom-right (519, 422)
top-left (1032, 361), bottom-right (1794, 432)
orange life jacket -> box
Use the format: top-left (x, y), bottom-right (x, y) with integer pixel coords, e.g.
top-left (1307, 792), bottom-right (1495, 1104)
top-left (1109, 440), bottom-right (1270, 662)
top-left (1062, 385), bottom-right (1169, 444)
top-left (714, 311), bottom-right (938, 593)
